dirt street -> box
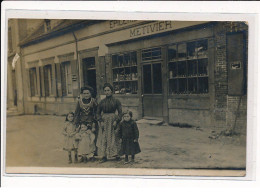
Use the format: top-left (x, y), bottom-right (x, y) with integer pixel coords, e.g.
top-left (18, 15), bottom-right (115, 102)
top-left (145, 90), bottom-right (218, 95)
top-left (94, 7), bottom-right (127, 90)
top-left (5, 115), bottom-right (246, 169)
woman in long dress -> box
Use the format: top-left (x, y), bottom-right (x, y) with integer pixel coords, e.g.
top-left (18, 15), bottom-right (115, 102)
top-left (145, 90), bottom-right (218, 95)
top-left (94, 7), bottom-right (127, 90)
top-left (74, 86), bottom-right (98, 157)
top-left (96, 83), bottom-right (122, 163)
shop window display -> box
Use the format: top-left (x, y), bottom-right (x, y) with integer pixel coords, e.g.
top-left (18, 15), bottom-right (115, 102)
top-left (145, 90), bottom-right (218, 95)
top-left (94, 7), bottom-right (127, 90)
top-left (168, 39), bottom-right (209, 94)
top-left (112, 51), bottom-right (138, 94)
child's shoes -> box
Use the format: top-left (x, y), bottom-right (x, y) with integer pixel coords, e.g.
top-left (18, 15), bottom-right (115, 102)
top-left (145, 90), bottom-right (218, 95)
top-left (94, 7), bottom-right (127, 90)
top-left (68, 155), bottom-right (72, 164)
top-left (79, 157), bottom-right (84, 163)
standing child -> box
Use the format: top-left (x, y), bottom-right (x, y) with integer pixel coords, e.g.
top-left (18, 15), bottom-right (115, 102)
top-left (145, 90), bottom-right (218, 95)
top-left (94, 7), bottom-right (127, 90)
top-left (62, 112), bottom-right (78, 164)
top-left (75, 123), bottom-right (96, 163)
top-left (118, 110), bottom-right (141, 164)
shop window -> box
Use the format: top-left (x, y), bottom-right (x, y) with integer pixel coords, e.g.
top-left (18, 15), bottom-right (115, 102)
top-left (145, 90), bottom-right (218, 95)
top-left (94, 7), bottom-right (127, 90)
top-left (168, 39), bottom-right (209, 94)
top-left (43, 64), bottom-right (53, 97)
top-left (61, 61), bottom-right (72, 96)
top-left (29, 67), bottom-right (37, 96)
top-left (112, 51), bottom-right (138, 94)
top-left (142, 47), bottom-right (161, 61)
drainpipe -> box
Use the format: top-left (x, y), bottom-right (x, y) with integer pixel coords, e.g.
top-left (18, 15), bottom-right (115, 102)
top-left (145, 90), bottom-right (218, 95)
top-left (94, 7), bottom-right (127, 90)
top-left (72, 31), bottom-right (81, 90)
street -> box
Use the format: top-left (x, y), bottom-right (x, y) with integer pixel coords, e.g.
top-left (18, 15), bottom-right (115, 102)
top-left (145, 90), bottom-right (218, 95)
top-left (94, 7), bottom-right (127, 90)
top-left (5, 115), bottom-right (246, 169)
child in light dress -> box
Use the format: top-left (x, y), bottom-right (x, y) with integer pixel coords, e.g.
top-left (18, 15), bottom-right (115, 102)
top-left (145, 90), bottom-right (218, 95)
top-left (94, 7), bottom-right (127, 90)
top-left (62, 112), bottom-right (78, 164)
top-left (75, 123), bottom-right (96, 163)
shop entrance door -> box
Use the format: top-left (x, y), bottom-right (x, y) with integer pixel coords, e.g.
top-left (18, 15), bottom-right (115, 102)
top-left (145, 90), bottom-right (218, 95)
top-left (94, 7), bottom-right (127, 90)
top-left (142, 62), bottom-right (163, 118)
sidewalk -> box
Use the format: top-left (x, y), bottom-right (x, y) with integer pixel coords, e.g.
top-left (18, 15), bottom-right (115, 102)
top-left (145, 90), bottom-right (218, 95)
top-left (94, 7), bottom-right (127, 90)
top-left (5, 115), bottom-right (246, 169)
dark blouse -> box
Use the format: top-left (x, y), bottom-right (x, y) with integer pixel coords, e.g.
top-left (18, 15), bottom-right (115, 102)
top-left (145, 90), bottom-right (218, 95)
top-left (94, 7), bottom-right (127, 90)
top-left (97, 95), bottom-right (122, 123)
top-left (118, 119), bottom-right (139, 140)
top-left (74, 97), bottom-right (97, 126)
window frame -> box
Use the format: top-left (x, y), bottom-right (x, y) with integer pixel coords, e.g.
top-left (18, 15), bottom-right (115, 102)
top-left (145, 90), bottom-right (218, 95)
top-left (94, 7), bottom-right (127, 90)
top-left (168, 38), bottom-right (209, 95)
top-left (111, 51), bottom-right (138, 95)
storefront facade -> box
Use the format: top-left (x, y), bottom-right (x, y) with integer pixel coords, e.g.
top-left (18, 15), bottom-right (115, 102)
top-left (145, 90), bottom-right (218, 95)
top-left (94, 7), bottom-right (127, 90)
top-left (18, 20), bottom-right (248, 133)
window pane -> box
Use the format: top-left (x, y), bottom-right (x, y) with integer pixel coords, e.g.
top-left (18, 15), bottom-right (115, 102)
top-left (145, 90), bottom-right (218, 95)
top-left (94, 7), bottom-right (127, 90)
top-left (169, 79), bottom-right (178, 94)
top-left (124, 53), bottom-right (130, 66)
top-left (198, 58), bottom-right (208, 76)
top-left (197, 40), bottom-right (208, 57)
top-left (187, 60), bottom-right (197, 76)
top-left (198, 77), bottom-right (208, 93)
top-left (143, 64), bottom-right (152, 94)
top-left (178, 43), bottom-right (187, 58)
top-left (132, 81), bottom-right (138, 94)
top-left (188, 78), bottom-right (197, 94)
top-left (131, 52), bottom-right (137, 66)
top-left (142, 48), bottom-right (161, 61)
top-left (177, 61), bottom-right (187, 77)
top-left (131, 66), bottom-right (138, 80)
top-left (179, 78), bottom-right (187, 94)
top-left (168, 45), bottom-right (177, 61)
top-left (113, 69), bottom-right (119, 82)
top-left (187, 41), bottom-right (197, 58)
top-left (153, 63), bottom-right (162, 94)
top-left (112, 55), bottom-right (118, 67)
top-left (114, 82), bottom-right (120, 94)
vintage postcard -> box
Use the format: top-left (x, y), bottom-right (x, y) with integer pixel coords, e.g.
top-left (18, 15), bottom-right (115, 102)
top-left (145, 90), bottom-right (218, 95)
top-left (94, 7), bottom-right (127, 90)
top-left (3, 8), bottom-right (255, 179)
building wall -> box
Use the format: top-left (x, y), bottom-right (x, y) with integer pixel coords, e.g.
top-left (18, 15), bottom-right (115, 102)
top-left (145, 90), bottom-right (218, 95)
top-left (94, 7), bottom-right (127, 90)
top-left (18, 21), bottom-right (248, 134)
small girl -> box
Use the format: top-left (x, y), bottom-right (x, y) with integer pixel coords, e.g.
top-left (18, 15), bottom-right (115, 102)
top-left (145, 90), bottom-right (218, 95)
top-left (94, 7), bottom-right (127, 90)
top-left (75, 123), bottom-right (96, 163)
top-left (117, 110), bottom-right (141, 164)
top-left (62, 112), bottom-right (78, 164)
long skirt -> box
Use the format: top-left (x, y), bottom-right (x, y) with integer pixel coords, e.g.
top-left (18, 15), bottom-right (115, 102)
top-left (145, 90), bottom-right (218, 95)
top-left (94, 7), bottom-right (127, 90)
top-left (96, 113), bottom-right (121, 158)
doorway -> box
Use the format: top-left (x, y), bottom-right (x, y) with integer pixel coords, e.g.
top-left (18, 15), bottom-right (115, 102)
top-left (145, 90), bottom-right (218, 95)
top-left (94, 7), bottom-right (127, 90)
top-left (142, 62), bottom-right (163, 117)
top-left (82, 57), bottom-right (97, 97)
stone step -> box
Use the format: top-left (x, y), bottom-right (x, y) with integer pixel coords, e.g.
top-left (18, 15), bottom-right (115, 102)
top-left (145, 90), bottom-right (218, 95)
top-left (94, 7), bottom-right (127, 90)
top-left (136, 118), bottom-right (163, 125)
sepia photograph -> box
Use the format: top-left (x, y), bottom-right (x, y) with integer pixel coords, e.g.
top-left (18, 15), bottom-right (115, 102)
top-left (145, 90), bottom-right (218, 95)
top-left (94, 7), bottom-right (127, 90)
top-left (5, 17), bottom-right (249, 177)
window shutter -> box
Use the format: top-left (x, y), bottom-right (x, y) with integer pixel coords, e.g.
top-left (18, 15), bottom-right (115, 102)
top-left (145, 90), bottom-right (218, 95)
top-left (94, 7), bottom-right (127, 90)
top-left (40, 66), bottom-right (45, 97)
top-left (71, 59), bottom-right (79, 97)
top-left (56, 63), bottom-right (62, 97)
top-left (60, 63), bottom-right (67, 96)
top-left (27, 69), bottom-right (32, 97)
top-left (29, 69), bottom-right (35, 96)
top-left (44, 66), bottom-right (50, 96)
top-left (51, 63), bottom-right (57, 97)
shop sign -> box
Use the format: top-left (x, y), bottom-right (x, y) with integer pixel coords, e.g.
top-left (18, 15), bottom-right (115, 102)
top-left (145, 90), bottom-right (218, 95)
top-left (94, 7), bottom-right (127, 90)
top-left (231, 61), bottom-right (241, 69)
top-left (129, 21), bottom-right (173, 38)
top-left (109, 20), bottom-right (137, 29)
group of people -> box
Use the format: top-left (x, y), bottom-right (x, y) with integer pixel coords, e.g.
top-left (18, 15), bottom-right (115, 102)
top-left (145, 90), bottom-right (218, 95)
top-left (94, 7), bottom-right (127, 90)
top-left (62, 83), bottom-right (141, 165)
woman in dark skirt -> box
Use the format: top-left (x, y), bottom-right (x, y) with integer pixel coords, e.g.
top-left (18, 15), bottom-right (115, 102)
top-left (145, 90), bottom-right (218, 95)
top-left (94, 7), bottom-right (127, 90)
top-left (96, 83), bottom-right (122, 163)
top-left (117, 110), bottom-right (141, 164)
